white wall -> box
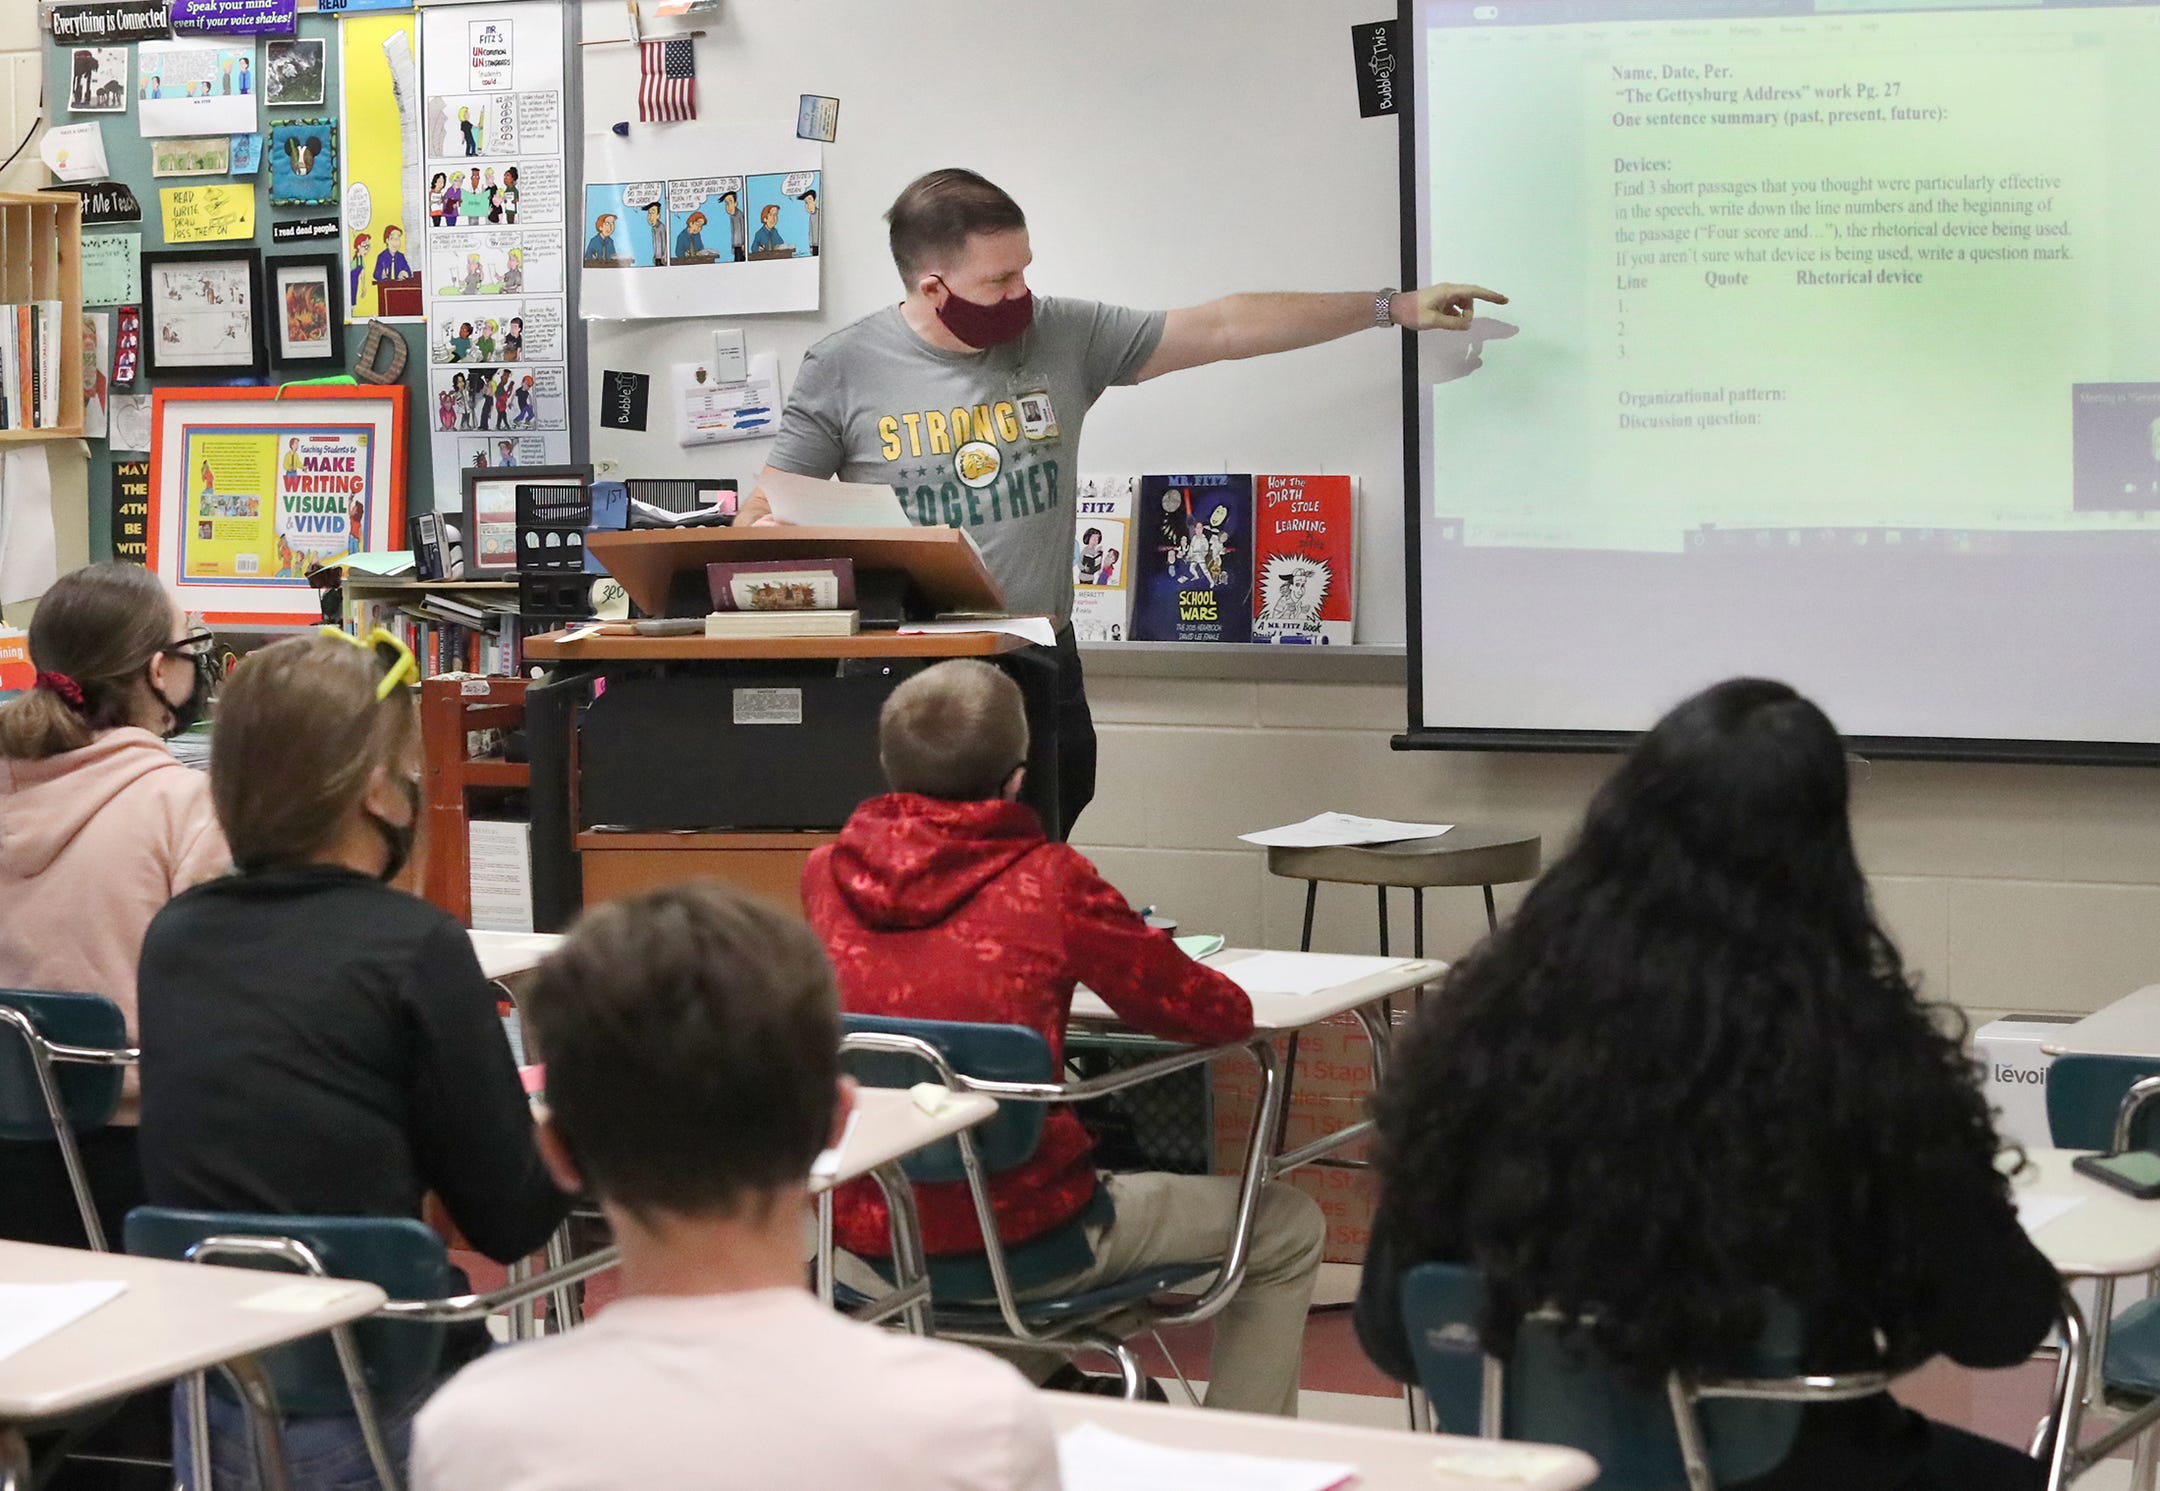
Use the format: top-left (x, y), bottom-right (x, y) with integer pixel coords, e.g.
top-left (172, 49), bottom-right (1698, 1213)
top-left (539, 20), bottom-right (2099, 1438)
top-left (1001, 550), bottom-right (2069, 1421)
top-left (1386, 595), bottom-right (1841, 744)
top-left (579, 0), bottom-right (1412, 640)
top-left (579, 0), bottom-right (2160, 1028)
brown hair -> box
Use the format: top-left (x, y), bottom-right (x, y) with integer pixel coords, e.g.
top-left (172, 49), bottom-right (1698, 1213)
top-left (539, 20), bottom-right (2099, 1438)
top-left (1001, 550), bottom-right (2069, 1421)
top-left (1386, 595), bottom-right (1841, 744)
top-left (885, 168), bottom-right (1026, 284)
top-left (878, 659), bottom-right (1028, 801)
top-left (0, 563), bottom-right (173, 761)
top-left (524, 882), bottom-right (839, 1223)
top-left (210, 632), bottom-right (419, 872)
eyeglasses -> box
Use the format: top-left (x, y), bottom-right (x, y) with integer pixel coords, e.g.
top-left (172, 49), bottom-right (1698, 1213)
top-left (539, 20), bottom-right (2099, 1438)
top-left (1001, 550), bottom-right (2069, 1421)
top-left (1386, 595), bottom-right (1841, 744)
top-left (159, 628), bottom-right (217, 660)
top-left (319, 625), bottom-right (421, 701)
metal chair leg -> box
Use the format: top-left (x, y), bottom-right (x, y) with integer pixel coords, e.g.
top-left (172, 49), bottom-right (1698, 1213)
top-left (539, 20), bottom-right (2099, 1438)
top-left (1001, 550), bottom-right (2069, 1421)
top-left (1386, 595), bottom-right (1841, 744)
top-left (505, 1255), bottom-right (538, 1341)
top-left (1148, 1328), bottom-right (1200, 1406)
top-left (1084, 1334), bottom-right (1146, 1400)
top-left (1300, 880), bottom-right (1317, 952)
top-left (323, 1321), bottom-right (399, 1491)
top-left (1666, 1376), bottom-right (1718, 1491)
top-left (1482, 883), bottom-right (1498, 933)
top-left (544, 1222), bottom-right (583, 1333)
top-left (0, 1011), bottom-right (106, 1250)
top-left (221, 1357), bottom-right (295, 1491)
top-left (186, 1370), bottom-right (212, 1491)
top-left (0, 1427), bottom-right (31, 1491)
top-left (1413, 887), bottom-right (1425, 960)
top-left (2135, 1424), bottom-right (2159, 1491)
top-left (1377, 886), bottom-right (1390, 957)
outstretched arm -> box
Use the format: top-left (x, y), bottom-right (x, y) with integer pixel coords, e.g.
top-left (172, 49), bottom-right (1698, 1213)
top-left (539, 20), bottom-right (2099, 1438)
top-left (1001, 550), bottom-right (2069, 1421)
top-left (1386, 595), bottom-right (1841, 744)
top-left (1135, 283), bottom-right (1509, 382)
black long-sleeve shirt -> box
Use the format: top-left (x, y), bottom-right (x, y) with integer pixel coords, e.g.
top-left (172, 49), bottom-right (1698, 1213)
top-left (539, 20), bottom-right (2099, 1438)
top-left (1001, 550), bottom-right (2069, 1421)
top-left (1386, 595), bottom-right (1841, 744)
top-left (1355, 1162), bottom-right (2060, 1491)
top-left (138, 866), bottom-right (567, 1266)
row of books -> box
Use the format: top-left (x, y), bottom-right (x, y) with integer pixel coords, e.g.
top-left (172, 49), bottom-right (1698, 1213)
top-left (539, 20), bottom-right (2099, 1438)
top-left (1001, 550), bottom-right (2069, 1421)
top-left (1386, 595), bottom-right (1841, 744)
top-left (345, 595), bottom-right (531, 678)
top-left (0, 301), bottom-right (66, 431)
top-left (1072, 474), bottom-right (1356, 645)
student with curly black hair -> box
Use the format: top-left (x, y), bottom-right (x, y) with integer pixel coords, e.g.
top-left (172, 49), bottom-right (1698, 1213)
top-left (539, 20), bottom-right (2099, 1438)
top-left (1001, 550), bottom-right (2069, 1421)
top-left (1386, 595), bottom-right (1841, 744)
top-left (1355, 677), bottom-right (2058, 1491)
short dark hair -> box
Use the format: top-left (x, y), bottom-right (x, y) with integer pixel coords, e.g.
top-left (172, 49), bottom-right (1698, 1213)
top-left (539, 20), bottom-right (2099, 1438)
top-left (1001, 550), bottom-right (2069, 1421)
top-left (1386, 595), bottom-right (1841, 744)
top-left (524, 883), bottom-right (840, 1223)
top-left (878, 659), bottom-right (1028, 801)
top-left (1082, 527), bottom-right (1102, 543)
top-left (885, 168), bottom-right (1026, 283)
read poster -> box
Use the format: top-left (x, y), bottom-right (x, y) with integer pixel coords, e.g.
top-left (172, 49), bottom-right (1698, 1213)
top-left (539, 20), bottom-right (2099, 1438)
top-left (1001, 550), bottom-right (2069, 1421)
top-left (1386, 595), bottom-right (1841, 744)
top-left (177, 426), bottom-right (373, 582)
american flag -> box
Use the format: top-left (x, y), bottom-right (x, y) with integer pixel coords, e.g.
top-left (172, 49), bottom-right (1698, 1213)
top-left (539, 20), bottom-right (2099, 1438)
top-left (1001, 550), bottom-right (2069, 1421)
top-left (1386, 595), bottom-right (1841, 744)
top-left (639, 38), bottom-right (698, 123)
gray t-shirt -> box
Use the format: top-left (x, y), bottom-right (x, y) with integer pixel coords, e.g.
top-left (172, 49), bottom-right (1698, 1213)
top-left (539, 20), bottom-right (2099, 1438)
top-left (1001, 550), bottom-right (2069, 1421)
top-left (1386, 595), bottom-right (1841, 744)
top-left (767, 296), bottom-right (1166, 619)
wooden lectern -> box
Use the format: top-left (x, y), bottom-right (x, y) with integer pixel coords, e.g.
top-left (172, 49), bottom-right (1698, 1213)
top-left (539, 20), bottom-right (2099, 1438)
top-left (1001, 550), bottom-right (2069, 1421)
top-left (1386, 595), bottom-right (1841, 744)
top-left (520, 526), bottom-right (1057, 929)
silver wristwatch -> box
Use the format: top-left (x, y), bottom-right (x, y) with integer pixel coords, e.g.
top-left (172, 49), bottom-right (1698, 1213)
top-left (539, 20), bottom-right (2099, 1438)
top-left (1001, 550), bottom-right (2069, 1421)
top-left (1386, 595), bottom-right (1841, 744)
top-left (1374, 289), bottom-right (1398, 329)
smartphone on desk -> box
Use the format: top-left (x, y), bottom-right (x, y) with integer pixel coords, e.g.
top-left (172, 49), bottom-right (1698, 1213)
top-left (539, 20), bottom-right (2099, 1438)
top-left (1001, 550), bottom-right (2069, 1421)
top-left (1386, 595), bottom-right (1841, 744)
top-left (2073, 1149), bottom-right (2160, 1199)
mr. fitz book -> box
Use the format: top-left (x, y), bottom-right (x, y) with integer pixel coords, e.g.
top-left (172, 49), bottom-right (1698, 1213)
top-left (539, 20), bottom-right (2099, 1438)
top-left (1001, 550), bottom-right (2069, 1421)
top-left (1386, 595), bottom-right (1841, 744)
top-left (1131, 474), bottom-right (1253, 643)
top-left (1252, 475), bottom-right (1355, 644)
top-left (1072, 475), bottom-right (1138, 642)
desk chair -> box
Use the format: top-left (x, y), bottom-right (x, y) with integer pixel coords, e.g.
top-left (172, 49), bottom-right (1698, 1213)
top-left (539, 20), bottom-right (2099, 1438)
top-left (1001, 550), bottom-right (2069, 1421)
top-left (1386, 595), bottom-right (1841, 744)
top-left (1400, 1262), bottom-right (1892, 1491)
top-left (836, 1014), bottom-right (1283, 1401)
top-left (2047, 1054), bottom-right (2160, 1491)
top-left (0, 989), bottom-right (137, 1251)
top-left (126, 1208), bottom-right (619, 1491)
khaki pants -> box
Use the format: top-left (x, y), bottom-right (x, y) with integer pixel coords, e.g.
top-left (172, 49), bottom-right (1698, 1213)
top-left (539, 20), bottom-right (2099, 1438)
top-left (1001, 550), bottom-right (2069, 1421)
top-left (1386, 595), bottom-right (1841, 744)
top-left (838, 1172), bottom-right (1326, 1416)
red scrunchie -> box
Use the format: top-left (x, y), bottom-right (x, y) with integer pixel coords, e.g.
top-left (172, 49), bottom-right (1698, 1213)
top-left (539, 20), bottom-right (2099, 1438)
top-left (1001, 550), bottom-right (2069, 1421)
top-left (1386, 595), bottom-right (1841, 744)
top-left (34, 671), bottom-right (87, 713)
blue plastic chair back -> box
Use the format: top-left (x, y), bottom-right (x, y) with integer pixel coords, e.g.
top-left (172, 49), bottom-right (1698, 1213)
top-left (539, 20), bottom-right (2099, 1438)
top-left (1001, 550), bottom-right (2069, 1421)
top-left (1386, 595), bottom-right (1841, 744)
top-left (2047, 1054), bottom-right (2160, 1152)
top-left (125, 1208), bottom-right (451, 1417)
top-left (840, 1014), bottom-right (1053, 1181)
top-left (0, 990), bottom-right (126, 1142)
top-left (1401, 1262), bottom-right (1806, 1491)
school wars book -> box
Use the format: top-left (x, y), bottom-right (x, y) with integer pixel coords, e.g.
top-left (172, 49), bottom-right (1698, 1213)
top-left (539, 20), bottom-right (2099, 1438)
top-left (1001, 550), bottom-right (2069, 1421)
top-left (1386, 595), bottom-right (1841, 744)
top-left (1252, 474), bottom-right (1355, 644)
top-left (1130, 474), bottom-right (1254, 644)
top-left (1072, 474), bottom-right (1138, 643)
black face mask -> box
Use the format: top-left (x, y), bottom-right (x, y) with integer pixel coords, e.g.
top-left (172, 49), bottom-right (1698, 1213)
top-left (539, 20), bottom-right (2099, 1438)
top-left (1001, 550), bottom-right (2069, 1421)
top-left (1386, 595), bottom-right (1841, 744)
top-left (149, 652), bottom-right (218, 739)
top-left (367, 774), bottom-right (424, 884)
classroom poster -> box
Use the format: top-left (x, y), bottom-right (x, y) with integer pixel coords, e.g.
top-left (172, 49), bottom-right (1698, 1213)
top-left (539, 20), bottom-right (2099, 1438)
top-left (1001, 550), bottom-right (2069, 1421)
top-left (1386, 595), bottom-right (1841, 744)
top-left (580, 126), bottom-right (821, 319)
top-left (81, 233), bottom-right (141, 306)
top-left (160, 183), bottom-right (256, 242)
top-left (136, 39), bottom-right (258, 137)
top-left (418, 4), bottom-right (570, 510)
top-left (338, 11), bottom-right (423, 323)
top-left (177, 425), bottom-right (372, 581)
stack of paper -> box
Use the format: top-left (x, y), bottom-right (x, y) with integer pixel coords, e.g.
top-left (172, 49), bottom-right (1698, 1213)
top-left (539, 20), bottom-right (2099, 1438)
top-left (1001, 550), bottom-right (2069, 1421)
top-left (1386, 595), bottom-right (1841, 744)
top-left (1057, 1424), bottom-right (1357, 1491)
top-left (1239, 813), bottom-right (1454, 849)
top-left (0, 1281), bottom-right (127, 1365)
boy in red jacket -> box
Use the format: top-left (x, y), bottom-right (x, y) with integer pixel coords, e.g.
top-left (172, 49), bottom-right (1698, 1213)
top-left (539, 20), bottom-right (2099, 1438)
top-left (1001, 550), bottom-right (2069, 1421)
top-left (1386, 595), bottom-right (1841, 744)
top-left (804, 660), bottom-right (1324, 1415)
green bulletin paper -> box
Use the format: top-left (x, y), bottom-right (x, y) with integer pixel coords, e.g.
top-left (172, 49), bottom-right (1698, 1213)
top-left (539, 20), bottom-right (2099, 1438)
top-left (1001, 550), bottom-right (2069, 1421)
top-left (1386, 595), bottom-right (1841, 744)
top-left (82, 234), bottom-right (142, 307)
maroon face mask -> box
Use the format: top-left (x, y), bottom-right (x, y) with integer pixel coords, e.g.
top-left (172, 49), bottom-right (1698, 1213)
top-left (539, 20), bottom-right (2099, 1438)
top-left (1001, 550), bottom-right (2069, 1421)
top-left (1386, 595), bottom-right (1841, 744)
top-left (933, 280), bottom-right (1034, 349)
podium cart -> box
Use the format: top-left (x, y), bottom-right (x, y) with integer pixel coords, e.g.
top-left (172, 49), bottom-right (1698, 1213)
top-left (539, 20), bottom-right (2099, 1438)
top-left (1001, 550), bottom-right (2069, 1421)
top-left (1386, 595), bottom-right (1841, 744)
top-left (520, 527), bottom-right (1059, 930)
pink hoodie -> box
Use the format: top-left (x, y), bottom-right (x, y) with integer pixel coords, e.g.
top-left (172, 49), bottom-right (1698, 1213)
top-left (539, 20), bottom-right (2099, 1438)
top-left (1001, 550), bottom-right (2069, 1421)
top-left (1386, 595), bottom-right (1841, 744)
top-left (0, 728), bottom-right (230, 1117)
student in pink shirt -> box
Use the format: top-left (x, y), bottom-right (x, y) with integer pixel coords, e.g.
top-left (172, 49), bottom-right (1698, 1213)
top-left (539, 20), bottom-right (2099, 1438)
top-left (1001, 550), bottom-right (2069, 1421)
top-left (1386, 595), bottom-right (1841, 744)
top-left (413, 883), bottom-right (1058, 1491)
top-left (0, 563), bottom-right (228, 1247)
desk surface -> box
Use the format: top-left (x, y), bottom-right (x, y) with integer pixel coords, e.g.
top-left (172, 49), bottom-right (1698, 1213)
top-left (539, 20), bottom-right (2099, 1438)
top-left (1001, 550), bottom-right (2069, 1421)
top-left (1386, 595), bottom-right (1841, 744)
top-left (0, 1242), bottom-right (385, 1425)
top-left (523, 630), bottom-right (1031, 663)
top-left (2019, 1147), bottom-right (2160, 1278)
top-left (817, 1085), bottom-right (996, 1192)
top-left (1045, 1396), bottom-right (1597, 1491)
top-left (1072, 949), bottom-right (1444, 1033)
top-left (2043, 984), bottom-right (2160, 1061)
top-left (470, 929), bottom-right (562, 982)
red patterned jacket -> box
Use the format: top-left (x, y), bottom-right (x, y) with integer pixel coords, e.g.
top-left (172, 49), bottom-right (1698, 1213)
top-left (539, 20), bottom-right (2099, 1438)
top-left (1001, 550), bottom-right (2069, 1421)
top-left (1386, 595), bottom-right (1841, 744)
top-left (803, 793), bottom-right (1254, 1257)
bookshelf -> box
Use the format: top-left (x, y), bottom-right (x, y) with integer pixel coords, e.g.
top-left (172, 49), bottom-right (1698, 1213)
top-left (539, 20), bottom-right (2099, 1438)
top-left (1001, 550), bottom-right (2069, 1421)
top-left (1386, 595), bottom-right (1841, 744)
top-left (0, 191), bottom-right (85, 440)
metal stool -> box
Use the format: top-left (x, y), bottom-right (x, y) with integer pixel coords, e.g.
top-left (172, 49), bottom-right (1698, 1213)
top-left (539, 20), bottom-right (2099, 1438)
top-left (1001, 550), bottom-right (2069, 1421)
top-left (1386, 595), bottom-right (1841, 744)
top-left (1266, 825), bottom-right (1542, 956)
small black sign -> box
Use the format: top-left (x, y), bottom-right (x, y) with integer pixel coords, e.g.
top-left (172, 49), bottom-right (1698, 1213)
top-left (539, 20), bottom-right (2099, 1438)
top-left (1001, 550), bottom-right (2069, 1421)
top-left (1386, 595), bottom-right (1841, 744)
top-left (49, 0), bottom-right (173, 43)
top-left (110, 459), bottom-right (151, 563)
top-left (61, 181), bottom-right (143, 226)
top-left (601, 368), bottom-right (650, 432)
top-left (271, 216), bottom-right (340, 244)
top-left (1352, 19), bottom-right (1401, 119)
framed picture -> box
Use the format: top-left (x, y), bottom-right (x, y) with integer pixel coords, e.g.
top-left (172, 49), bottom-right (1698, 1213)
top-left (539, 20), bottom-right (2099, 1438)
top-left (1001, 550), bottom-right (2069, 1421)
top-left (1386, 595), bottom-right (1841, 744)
top-left (267, 253), bottom-right (343, 369)
top-left (140, 247), bottom-right (265, 381)
top-left (263, 38), bottom-right (324, 108)
top-left (146, 385), bottom-right (410, 626)
top-left (267, 118), bottom-right (337, 206)
top-left (462, 463), bottom-right (591, 575)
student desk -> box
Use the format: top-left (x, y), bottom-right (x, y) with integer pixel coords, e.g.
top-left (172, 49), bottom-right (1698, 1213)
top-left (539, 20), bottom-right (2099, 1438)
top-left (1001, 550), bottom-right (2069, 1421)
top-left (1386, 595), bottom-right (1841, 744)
top-left (0, 1241), bottom-right (384, 1491)
top-left (1045, 1396), bottom-right (1597, 1491)
top-left (2015, 1147), bottom-right (2160, 1489)
top-left (468, 929), bottom-right (562, 983)
top-left (2042, 983), bottom-right (2160, 1061)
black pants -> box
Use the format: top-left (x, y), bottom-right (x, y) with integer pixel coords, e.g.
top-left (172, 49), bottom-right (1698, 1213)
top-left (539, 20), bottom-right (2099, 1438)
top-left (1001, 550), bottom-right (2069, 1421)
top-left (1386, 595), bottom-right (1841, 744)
top-left (0, 1128), bottom-right (142, 1249)
top-left (1049, 626), bottom-right (1096, 842)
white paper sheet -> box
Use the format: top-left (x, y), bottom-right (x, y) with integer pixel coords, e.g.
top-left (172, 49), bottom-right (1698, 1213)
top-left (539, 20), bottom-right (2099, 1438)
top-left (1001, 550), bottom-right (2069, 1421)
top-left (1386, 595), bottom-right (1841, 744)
top-left (759, 468), bottom-right (912, 528)
top-left (1057, 1424), bottom-right (1355, 1491)
top-left (136, 41), bottom-right (260, 138)
top-left (467, 929), bottom-right (562, 982)
top-left (0, 1281), bottom-right (126, 1365)
top-left (2015, 1193), bottom-right (2084, 1234)
top-left (1221, 951), bottom-right (1413, 999)
top-left (898, 617), bottom-right (1057, 648)
top-left (1239, 813), bottom-right (1454, 849)
top-left (1429, 1445), bottom-right (1585, 1483)
top-left (39, 122), bottom-right (109, 182)
top-left (675, 352), bottom-right (781, 446)
top-left (110, 393), bottom-right (153, 454)
top-left (0, 447), bottom-right (59, 606)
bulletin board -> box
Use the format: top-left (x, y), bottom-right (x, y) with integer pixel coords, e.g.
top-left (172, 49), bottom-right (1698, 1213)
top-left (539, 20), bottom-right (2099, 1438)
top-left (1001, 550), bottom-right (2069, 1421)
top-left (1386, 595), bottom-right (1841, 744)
top-left (45, 1), bottom-right (586, 564)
